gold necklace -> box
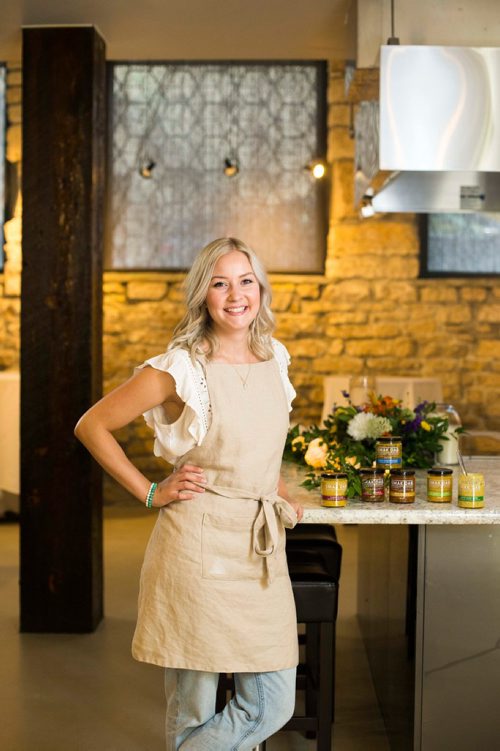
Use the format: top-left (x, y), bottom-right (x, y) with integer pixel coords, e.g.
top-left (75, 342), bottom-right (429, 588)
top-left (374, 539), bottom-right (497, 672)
top-left (231, 363), bottom-right (252, 389)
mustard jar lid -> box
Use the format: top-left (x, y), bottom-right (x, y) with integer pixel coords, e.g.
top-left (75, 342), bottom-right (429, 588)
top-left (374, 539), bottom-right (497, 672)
top-left (428, 467), bottom-right (453, 475)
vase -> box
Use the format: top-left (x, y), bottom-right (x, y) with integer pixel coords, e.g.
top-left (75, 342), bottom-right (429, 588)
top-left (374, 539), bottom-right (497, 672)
top-left (348, 374), bottom-right (376, 406)
top-left (434, 403), bottom-right (462, 465)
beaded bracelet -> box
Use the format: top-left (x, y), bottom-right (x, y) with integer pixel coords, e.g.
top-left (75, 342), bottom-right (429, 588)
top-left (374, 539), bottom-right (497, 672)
top-left (145, 482), bottom-right (158, 509)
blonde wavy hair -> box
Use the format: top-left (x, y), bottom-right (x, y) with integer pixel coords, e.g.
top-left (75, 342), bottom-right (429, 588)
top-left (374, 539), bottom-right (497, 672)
top-left (168, 237), bottom-right (275, 361)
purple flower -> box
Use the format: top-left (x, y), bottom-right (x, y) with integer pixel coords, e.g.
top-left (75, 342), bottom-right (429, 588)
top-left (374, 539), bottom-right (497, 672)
top-left (341, 390), bottom-right (350, 398)
top-left (414, 401), bottom-right (429, 414)
top-left (405, 415), bottom-right (423, 432)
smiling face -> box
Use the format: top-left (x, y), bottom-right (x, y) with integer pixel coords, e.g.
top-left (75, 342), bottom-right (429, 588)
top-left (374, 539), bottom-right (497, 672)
top-left (205, 250), bottom-right (261, 337)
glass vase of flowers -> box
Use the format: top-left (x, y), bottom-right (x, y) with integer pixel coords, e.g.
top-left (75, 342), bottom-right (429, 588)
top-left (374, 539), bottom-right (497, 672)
top-left (284, 393), bottom-right (450, 497)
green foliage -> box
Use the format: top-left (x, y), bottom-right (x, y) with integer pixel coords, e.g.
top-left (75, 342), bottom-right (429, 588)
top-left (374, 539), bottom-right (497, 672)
top-left (285, 395), bottom-right (450, 495)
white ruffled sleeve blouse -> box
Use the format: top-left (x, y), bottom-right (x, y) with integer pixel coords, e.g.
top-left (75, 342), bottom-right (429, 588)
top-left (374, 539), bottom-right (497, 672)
top-left (135, 339), bottom-right (296, 464)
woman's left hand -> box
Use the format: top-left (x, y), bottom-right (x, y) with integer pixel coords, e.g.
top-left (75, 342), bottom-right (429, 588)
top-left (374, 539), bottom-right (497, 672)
top-left (278, 474), bottom-right (303, 522)
top-left (286, 499), bottom-right (304, 522)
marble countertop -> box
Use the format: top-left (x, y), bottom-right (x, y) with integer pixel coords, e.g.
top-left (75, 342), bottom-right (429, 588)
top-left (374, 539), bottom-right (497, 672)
top-left (282, 457), bottom-right (500, 525)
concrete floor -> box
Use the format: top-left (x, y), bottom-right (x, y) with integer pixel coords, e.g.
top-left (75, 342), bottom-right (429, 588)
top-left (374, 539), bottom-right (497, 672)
top-left (0, 509), bottom-right (389, 750)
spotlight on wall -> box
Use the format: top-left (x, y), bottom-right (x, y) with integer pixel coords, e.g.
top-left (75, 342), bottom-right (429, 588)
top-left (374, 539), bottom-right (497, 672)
top-left (223, 157), bottom-right (240, 178)
top-left (305, 160), bottom-right (327, 179)
top-left (360, 187), bottom-right (375, 218)
top-left (139, 160), bottom-right (156, 179)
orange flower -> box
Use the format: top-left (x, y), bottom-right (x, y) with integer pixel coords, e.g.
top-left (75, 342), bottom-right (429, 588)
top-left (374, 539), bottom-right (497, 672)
top-left (367, 394), bottom-right (402, 416)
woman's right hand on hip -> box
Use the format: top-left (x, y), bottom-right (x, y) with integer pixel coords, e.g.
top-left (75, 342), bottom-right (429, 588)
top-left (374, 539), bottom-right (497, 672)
top-left (154, 464), bottom-right (207, 506)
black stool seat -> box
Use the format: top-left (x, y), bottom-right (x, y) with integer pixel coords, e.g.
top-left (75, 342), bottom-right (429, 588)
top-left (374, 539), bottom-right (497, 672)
top-left (287, 544), bottom-right (342, 584)
top-left (286, 523), bottom-right (338, 544)
top-left (289, 570), bottom-right (339, 623)
top-left (287, 523), bottom-right (343, 586)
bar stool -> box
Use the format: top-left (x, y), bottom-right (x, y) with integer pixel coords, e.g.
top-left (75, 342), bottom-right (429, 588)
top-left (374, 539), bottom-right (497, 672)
top-left (281, 531), bottom-right (342, 751)
top-left (217, 525), bottom-right (342, 751)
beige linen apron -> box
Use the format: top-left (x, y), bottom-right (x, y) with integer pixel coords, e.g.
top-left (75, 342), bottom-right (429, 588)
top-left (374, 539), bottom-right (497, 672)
top-left (132, 358), bottom-right (299, 673)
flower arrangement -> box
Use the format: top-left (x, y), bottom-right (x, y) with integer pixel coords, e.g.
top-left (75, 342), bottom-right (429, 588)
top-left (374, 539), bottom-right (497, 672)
top-left (284, 393), bottom-right (450, 497)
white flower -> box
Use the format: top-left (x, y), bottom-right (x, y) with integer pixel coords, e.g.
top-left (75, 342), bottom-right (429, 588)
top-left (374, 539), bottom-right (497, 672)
top-left (347, 412), bottom-right (392, 441)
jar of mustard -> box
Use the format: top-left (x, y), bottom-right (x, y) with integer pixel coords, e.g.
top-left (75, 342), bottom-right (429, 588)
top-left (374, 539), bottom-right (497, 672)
top-left (389, 469), bottom-right (416, 503)
top-left (427, 467), bottom-right (453, 502)
top-left (376, 436), bottom-right (403, 469)
top-left (359, 467), bottom-right (385, 501)
top-left (321, 472), bottom-right (348, 507)
top-left (458, 473), bottom-right (485, 508)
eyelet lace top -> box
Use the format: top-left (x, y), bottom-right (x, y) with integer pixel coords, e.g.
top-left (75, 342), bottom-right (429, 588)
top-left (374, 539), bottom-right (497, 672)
top-left (135, 338), bottom-right (296, 464)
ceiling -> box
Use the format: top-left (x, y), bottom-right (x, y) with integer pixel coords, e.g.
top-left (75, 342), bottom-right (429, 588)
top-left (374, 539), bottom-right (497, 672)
top-left (0, 0), bottom-right (357, 61)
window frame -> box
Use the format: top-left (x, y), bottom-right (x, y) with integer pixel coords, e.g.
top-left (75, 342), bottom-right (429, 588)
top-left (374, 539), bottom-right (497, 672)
top-left (419, 214), bottom-right (500, 278)
top-left (104, 59), bottom-right (328, 274)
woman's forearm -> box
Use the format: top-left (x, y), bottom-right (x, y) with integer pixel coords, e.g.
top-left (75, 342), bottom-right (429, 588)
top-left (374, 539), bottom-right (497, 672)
top-left (74, 367), bottom-right (177, 504)
top-left (278, 474), bottom-right (291, 501)
top-left (75, 416), bottom-right (151, 503)
top-left (278, 473), bottom-right (303, 521)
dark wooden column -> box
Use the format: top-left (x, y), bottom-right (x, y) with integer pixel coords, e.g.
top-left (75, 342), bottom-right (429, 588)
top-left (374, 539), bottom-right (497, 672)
top-left (20, 27), bottom-right (106, 632)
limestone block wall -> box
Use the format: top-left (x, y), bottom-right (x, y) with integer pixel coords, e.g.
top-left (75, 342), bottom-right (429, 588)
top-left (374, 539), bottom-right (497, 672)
top-left (0, 66), bottom-right (21, 367)
top-left (1, 62), bottom-right (499, 503)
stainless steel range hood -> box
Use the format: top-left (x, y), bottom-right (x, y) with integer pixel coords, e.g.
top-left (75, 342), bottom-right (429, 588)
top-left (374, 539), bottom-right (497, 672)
top-left (368, 45), bottom-right (500, 213)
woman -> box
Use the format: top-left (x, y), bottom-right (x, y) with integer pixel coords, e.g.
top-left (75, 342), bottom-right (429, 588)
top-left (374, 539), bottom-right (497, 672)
top-left (75, 237), bottom-right (303, 750)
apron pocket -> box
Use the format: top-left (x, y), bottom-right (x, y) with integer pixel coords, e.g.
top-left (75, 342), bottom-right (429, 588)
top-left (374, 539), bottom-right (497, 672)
top-left (201, 512), bottom-right (268, 581)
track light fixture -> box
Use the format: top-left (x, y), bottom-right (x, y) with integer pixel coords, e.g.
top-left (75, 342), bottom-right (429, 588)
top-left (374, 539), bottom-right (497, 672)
top-left (305, 159), bottom-right (327, 179)
top-left (139, 160), bottom-right (156, 179)
top-left (359, 187), bottom-right (375, 218)
top-left (223, 157), bottom-right (240, 178)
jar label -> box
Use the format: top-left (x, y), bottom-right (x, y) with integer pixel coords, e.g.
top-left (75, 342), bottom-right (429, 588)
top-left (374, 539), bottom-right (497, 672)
top-left (390, 478), bottom-right (415, 492)
top-left (321, 479), bottom-right (348, 493)
top-left (377, 457), bottom-right (402, 466)
top-left (321, 478), bottom-right (348, 504)
top-left (390, 491), bottom-right (415, 501)
top-left (322, 498), bottom-right (347, 507)
top-left (377, 445), bottom-right (401, 456)
top-left (376, 443), bottom-right (402, 467)
top-left (427, 476), bottom-right (453, 501)
top-left (361, 477), bottom-right (385, 497)
top-left (458, 474), bottom-right (485, 506)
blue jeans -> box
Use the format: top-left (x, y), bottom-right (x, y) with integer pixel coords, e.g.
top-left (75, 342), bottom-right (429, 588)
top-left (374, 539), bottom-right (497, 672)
top-left (164, 667), bottom-right (296, 750)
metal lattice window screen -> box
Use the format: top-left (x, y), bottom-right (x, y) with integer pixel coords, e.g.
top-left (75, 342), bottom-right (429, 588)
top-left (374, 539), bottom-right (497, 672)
top-left (425, 213), bottom-right (500, 275)
top-left (107, 63), bottom-right (327, 272)
top-left (0, 65), bottom-right (5, 269)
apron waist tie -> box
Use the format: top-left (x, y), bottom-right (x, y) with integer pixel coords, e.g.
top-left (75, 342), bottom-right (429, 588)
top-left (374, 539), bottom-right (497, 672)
top-left (205, 484), bottom-right (298, 582)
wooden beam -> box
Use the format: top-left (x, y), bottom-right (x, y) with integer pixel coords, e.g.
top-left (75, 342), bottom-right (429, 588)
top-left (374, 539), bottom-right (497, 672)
top-left (20, 26), bottom-right (106, 632)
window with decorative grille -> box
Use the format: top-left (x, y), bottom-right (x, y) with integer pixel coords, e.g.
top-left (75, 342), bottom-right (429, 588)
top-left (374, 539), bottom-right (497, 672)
top-left (421, 213), bottom-right (500, 276)
top-left (106, 62), bottom-right (327, 272)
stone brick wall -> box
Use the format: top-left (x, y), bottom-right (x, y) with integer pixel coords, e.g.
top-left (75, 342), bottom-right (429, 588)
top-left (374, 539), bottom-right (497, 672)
top-left (0, 65), bottom-right (21, 367)
top-left (2, 62), bottom-right (500, 503)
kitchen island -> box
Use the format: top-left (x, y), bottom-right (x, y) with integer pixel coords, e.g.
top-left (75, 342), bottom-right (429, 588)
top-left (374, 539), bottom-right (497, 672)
top-left (282, 457), bottom-right (500, 751)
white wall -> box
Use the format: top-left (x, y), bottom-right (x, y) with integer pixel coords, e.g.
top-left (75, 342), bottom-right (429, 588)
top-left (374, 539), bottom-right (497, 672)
top-left (0, 0), bottom-right (356, 60)
top-left (357, 0), bottom-right (500, 67)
